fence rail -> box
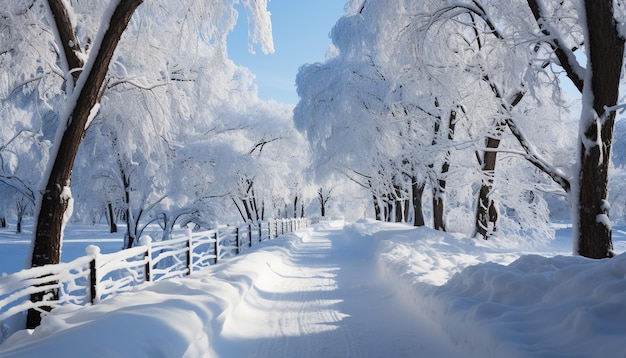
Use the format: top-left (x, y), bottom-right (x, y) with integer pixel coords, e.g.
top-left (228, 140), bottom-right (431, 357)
top-left (0, 218), bottom-right (309, 341)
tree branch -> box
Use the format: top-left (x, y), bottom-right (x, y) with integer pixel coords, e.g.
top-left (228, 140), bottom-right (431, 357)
top-left (46, 0), bottom-right (84, 85)
top-left (526, 0), bottom-right (584, 92)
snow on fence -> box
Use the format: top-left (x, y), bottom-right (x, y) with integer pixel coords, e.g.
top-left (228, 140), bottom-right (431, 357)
top-left (0, 218), bottom-right (308, 341)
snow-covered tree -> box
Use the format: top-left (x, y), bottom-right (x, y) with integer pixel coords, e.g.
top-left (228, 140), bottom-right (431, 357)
top-left (296, 0), bottom-right (578, 246)
top-left (421, 0), bottom-right (625, 257)
top-left (1, 0), bottom-right (274, 328)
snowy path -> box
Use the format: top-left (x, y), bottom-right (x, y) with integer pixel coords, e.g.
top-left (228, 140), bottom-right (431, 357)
top-left (2, 221), bottom-right (626, 357)
top-left (0, 222), bottom-right (468, 357)
top-left (213, 223), bottom-right (463, 357)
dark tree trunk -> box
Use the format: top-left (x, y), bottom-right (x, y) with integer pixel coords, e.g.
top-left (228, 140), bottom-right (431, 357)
top-left (243, 198), bottom-right (253, 222)
top-left (250, 186), bottom-right (260, 221)
top-left (411, 177), bottom-right (425, 227)
top-left (474, 122), bottom-right (504, 239)
top-left (576, 0), bottom-right (623, 258)
top-left (28, 0), bottom-right (143, 329)
top-left (432, 109), bottom-right (457, 231)
top-left (403, 194), bottom-right (410, 223)
top-left (432, 194), bottom-right (445, 231)
top-left (394, 184), bottom-right (404, 223)
top-left (293, 194), bottom-right (298, 219)
top-left (373, 194), bottom-right (382, 221)
top-left (317, 187), bottom-right (331, 217)
top-left (232, 198), bottom-right (248, 222)
top-left (108, 203), bottom-right (118, 233)
top-left (121, 170), bottom-right (138, 249)
top-left (384, 194), bottom-right (392, 222)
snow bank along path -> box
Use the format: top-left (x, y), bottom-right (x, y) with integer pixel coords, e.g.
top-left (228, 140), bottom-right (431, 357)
top-left (0, 221), bottom-right (463, 357)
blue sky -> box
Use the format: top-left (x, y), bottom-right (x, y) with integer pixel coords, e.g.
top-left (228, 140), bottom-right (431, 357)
top-left (227, 1), bottom-right (346, 105)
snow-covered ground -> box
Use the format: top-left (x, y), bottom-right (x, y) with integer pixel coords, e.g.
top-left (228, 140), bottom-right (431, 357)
top-left (1, 220), bottom-right (625, 357)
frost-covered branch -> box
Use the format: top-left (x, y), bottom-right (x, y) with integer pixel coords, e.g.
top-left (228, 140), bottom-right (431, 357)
top-left (526, 0), bottom-right (584, 92)
top-left (248, 137), bottom-right (283, 155)
top-left (0, 176), bottom-right (36, 204)
top-left (483, 71), bottom-right (571, 192)
top-left (427, 1), bottom-right (503, 40)
top-left (106, 78), bottom-right (170, 92)
top-left (46, 0), bottom-right (85, 87)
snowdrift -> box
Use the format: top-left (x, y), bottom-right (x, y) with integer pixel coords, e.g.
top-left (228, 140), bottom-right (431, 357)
top-left (366, 220), bottom-right (626, 358)
top-left (1, 220), bottom-right (625, 357)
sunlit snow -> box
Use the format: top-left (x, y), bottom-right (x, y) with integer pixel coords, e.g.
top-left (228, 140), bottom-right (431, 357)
top-left (1, 220), bottom-right (625, 357)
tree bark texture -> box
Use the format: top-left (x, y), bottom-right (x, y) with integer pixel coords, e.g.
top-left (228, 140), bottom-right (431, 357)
top-left (432, 109), bottom-right (457, 231)
top-left (411, 177), bottom-right (425, 227)
top-left (394, 184), bottom-right (405, 223)
top-left (576, 0), bottom-right (623, 258)
top-left (474, 122), bottom-right (503, 239)
top-left (373, 193), bottom-right (382, 221)
top-left (28, 0), bottom-right (143, 329)
top-left (108, 203), bottom-right (118, 233)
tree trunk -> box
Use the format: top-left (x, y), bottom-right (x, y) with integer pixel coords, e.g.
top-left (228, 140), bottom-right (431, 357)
top-left (411, 177), bottom-right (425, 227)
top-left (250, 186), bottom-right (260, 221)
top-left (17, 216), bottom-right (22, 234)
top-left (474, 122), bottom-right (503, 239)
top-left (432, 109), bottom-right (457, 231)
top-left (108, 203), bottom-right (118, 233)
top-left (394, 184), bottom-right (404, 223)
top-left (293, 194), bottom-right (298, 219)
top-left (243, 198), bottom-right (253, 222)
top-left (373, 193), bottom-right (382, 221)
top-left (28, 0), bottom-right (142, 329)
top-left (432, 194), bottom-right (445, 231)
top-left (122, 170), bottom-right (138, 249)
top-left (576, 0), bottom-right (623, 258)
top-left (384, 194), bottom-right (392, 222)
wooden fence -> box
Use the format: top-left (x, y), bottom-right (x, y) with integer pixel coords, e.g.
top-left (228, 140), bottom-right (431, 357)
top-left (0, 218), bottom-right (308, 341)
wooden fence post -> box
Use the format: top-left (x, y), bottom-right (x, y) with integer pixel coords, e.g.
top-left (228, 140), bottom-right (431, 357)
top-left (140, 236), bottom-right (152, 282)
top-left (213, 231), bottom-right (219, 264)
top-left (236, 227), bottom-right (240, 254)
top-left (248, 223), bottom-right (253, 247)
top-left (86, 245), bottom-right (100, 305)
top-left (186, 233), bottom-right (193, 275)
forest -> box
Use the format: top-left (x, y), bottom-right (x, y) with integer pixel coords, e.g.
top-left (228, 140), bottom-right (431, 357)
top-left (2, 0), bottom-right (626, 277)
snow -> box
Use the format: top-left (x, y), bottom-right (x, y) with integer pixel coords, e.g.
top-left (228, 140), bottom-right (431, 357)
top-left (1, 219), bottom-right (625, 357)
top-left (84, 103), bottom-right (100, 130)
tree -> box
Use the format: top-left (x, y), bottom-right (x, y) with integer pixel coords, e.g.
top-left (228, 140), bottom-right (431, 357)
top-left (317, 187), bottom-right (333, 217)
top-left (562, 0), bottom-right (624, 258)
top-left (295, 6), bottom-right (420, 223)
top-left (2, 0), bottom-right (274, 328)
top-left (437, 0), bottom-right (624, 257)
top-left (26, 0), bottom-right (143, 328)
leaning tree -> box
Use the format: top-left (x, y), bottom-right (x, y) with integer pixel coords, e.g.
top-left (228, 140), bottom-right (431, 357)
top-left (1, 0), bottom-right (273, 328)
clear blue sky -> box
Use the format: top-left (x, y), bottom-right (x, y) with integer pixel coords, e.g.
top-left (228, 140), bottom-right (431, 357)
top-left (227, 1), bottom-right (347, 105)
